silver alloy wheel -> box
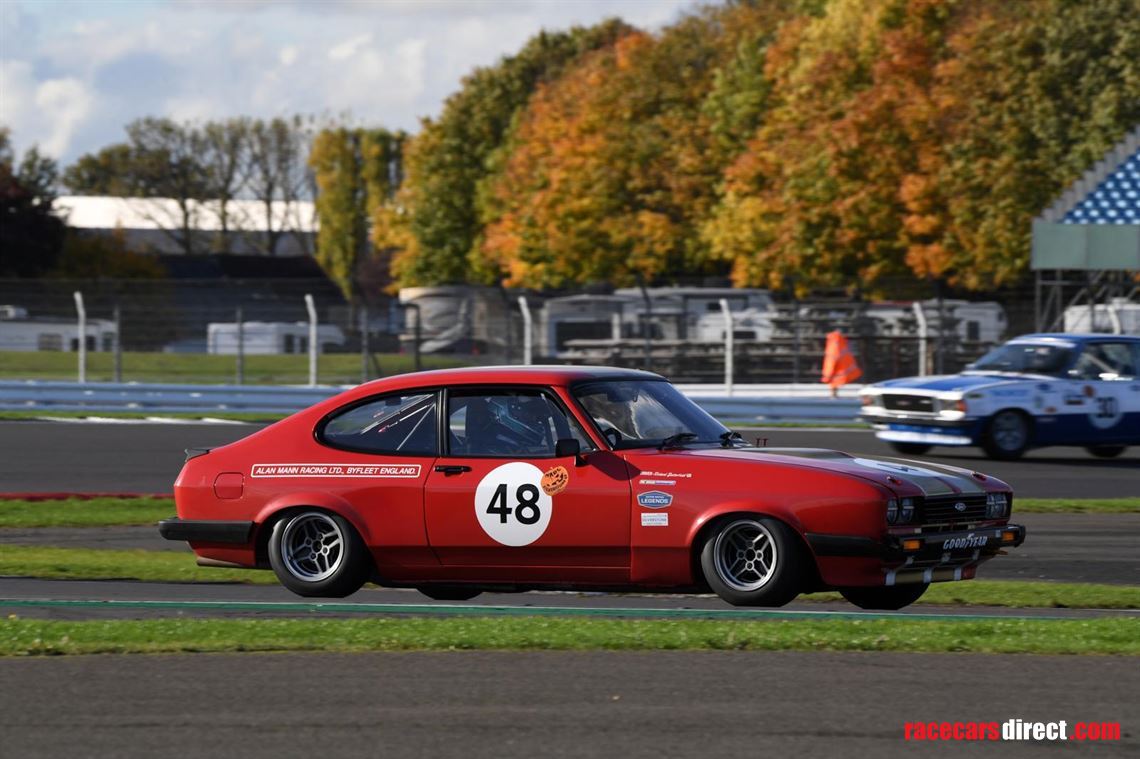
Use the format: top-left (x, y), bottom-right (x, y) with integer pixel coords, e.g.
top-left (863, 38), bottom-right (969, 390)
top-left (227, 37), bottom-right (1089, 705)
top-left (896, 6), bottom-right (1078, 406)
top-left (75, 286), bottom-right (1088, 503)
top-left (712, 519), bottom-right (778, 592)
top-left (991, 411), bottom-right (1028, 452)
top-left (280, 512), bottom-right (345, 582)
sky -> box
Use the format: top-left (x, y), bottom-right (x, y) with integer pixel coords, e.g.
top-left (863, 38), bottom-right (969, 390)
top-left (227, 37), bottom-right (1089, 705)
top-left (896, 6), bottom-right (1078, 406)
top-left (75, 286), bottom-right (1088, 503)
top-left (0, 0), bottom-right (702, 166)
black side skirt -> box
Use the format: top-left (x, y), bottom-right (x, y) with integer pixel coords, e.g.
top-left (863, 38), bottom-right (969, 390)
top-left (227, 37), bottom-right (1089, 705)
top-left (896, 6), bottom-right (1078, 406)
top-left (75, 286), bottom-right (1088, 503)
top-left (158, 518), bottom-right (253, 544)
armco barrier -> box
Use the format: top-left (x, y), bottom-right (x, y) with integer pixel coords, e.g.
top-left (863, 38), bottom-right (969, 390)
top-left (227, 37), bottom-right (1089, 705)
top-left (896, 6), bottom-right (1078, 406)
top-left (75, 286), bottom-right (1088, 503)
top-left (0, 380), bottom-right (862, 422)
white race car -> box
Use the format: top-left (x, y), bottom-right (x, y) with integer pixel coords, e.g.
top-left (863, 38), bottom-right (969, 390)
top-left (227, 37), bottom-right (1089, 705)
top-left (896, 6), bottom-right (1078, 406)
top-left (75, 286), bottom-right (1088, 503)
top-left (860, 334), bottom-right (1140, 459)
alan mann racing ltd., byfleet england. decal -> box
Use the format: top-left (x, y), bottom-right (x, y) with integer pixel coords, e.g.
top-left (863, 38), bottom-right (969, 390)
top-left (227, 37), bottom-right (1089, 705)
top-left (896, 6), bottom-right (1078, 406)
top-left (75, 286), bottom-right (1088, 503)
top-left (475, 462), bottom-right (554, 546)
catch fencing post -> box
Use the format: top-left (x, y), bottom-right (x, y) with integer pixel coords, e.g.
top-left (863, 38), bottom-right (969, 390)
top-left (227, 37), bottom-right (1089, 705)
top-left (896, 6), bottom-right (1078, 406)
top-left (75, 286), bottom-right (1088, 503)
top-left (913, 301), bottom-right (928, 376)
top-left (304, 294), bottom-right (318, 387)
top-left (112, 303), bottom-right (122, 383)
top-left (719, 298), bottom-right (734, 396)
top-left (235, 307), bottom-right (245, 385)
top-left (73, 291), bottom-right (86, 384)
top-left (360, 304), bottom-right (370, 383)
top-left (518, 296), bottom-right (533, 366)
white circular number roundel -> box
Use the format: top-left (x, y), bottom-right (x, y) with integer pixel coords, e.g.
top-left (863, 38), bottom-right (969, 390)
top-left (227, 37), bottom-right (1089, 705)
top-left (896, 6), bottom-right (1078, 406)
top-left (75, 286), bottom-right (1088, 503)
top-left (474, 462), bottom-right (553, 546)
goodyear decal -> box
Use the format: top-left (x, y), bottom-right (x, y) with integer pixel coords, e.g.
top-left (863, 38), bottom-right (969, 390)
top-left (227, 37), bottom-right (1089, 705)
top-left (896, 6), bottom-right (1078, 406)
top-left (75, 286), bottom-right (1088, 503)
top-left (637, 491), bottom-right (673, 508)
top-left (251, 463), bottom-right (422, 478)
top-left (641, 512), bottom-right (669, 527)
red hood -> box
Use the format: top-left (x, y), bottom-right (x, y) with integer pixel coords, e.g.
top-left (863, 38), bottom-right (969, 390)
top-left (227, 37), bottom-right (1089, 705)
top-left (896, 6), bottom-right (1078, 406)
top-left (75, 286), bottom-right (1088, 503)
top-left (643, 447), bottom-right (1005, 498)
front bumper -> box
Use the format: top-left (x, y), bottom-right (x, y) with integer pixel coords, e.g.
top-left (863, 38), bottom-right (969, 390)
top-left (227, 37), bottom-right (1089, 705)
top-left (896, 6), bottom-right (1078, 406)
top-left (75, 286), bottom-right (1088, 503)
top-left (158, 518), bottom-right (253, 544)
top-left (807, 524), bottom-right (1026, 585)
top-left (861, 413), bottom-right (983, 446)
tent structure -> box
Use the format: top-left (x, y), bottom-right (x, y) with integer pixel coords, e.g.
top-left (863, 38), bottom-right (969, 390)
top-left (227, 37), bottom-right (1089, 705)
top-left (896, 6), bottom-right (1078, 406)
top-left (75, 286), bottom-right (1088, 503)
top-left (1032, 127), bottom-right (1140, 330)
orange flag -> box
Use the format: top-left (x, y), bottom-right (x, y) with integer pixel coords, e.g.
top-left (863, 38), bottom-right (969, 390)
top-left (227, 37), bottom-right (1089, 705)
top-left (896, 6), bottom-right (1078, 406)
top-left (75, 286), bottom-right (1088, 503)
top-left (821, 330), bottom-right (863, 388)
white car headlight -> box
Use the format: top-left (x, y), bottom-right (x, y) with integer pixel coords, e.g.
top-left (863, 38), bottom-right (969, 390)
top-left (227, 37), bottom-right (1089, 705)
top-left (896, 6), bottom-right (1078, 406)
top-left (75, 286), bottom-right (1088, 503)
top-left (985, 492), bottom-right (1009, 518)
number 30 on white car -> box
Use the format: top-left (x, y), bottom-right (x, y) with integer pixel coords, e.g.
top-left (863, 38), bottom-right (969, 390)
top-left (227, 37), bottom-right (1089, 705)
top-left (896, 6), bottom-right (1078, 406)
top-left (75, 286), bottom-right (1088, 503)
top-left (860, 334), bottom-right (1140, 459)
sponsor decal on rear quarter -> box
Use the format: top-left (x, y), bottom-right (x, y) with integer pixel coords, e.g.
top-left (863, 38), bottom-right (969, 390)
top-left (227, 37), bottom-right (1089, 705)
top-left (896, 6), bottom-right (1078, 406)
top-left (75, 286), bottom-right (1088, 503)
top-left (251, 463), bottom-right (422, 478)
top-left (641, 512), bottom-right (669, 527)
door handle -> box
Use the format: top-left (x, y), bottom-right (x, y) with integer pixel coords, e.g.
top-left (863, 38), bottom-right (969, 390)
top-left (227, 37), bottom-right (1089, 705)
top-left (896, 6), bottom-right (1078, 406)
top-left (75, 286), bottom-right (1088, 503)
top-left (434, 465), bottom-right (472, 475)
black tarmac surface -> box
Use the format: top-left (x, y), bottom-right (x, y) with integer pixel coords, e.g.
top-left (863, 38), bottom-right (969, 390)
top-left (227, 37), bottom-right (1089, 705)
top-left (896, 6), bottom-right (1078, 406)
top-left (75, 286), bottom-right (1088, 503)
top-left (0, 421), bottom-right (1137, 497)
top-left (1, 650), bottom-right (1137, 758)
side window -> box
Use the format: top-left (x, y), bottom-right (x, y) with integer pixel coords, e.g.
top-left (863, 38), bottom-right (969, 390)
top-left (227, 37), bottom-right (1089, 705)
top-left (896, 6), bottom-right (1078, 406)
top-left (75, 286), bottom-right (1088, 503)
top-left (448, 389), bottom-right (595, 458)
top-left (319, 392), bottom-right (438, 455)
top-left (1072, 343), bottom-right (1137, 381)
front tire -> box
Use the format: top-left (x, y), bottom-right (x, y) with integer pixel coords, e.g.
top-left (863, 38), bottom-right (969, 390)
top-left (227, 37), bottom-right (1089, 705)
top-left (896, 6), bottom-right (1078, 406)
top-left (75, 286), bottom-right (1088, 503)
top-left (268, 511), bottom-right (372, 598)
top-left (889, 442), bottom-right (932, 456)
top-left (981, 410), bottom-right (1031, 460)
top-left (1087, 445), bottom-right (1126, 459)
top-left (840, 583), bottom-right (928, 610)
top-left (416, 586), bottom-right (483, 601)
top-left (699, 516), bottom-right (806, 607)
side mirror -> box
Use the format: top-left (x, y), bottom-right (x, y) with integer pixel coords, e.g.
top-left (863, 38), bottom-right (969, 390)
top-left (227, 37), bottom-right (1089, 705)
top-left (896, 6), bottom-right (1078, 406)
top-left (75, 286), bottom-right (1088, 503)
top-left (555, 438), bottom-right (585, 466)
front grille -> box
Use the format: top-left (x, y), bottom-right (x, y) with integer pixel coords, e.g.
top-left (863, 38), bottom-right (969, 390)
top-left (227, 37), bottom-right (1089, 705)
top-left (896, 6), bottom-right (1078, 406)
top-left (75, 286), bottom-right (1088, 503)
top-left (882, 394), bottom-right (934, 413)
top-left (920, 494), bottom-right (987, 524)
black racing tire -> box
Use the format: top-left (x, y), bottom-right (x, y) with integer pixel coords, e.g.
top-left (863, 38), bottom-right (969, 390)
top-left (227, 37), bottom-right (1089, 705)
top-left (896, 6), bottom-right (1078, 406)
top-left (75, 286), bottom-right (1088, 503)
top-left (1086, 445), bottom-right (1127, 459)
top-left (416, 586), bottom-right (483, 601)
top-left (981, 410), bottom-right (1031, 460)
top-left (889, 442), bottom-right (933, 456)
top-left (267, 510), bottom-right (372, 598)
top-left (699, 516), bottom-right (807, 607)
top-left (839, 583), bottom-right (929, 610)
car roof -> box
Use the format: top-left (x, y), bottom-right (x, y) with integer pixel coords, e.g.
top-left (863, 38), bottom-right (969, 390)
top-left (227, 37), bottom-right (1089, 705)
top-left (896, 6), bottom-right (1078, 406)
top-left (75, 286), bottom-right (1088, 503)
top-left (359, 364), bottom-right (663, 391)
top-left (1010, 333), bottom-right (1140, 344)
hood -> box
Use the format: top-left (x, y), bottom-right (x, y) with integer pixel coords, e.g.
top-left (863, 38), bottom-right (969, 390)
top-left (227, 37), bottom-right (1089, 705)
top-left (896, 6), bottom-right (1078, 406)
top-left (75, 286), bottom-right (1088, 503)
top-left (667, 447), bottom-right (1000, 498)
top-left (873, 373), bottom-right (1025, 393)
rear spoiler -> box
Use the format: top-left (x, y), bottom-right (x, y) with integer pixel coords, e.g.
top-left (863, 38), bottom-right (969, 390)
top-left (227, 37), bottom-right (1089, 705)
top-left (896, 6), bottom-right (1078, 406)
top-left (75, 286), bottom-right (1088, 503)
top-left (185, 447), bottom-right (213, 462)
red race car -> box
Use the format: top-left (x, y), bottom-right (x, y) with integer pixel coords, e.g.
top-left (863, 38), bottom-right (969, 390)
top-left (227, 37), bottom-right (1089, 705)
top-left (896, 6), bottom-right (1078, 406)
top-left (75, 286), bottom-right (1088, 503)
top-left (160, 367), bottom-right (1025, 609)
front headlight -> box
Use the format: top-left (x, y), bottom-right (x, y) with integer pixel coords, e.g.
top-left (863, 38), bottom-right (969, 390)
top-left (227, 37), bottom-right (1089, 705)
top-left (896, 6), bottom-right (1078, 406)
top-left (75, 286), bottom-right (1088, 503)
top-left (986, 492), bottom-right (1009, 518)
top-left (899, 497), bottom-right (916, 523)
top-left (886, 498), bottom-right (899, 524)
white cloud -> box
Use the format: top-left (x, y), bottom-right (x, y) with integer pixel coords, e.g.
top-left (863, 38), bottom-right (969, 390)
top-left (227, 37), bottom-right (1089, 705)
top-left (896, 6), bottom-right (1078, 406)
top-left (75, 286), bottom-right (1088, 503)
top-left (1, 0), bottom-right (704, 164)
top-left (328, 32), bottom-right (373, 62)
top-left (1, 60), bottom-right (94, 158)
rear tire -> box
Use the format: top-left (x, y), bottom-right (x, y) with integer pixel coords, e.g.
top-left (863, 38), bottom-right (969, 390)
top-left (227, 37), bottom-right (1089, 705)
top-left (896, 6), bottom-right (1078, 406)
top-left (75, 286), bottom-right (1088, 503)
top-left (981, 410), bottom-right (1030, 460)
top-left (889, 443), bottom-right (932, 456)
top-left (1087, 445), bottom-right (1126, 459)
top-left (268, 511), bottom-right (372, 598)
top-left (699, 516), bottom-right (807, 607)
top-left (416, 586), bottom-right (483, 601)
top-left (839, 583), bottom-right (928, 610)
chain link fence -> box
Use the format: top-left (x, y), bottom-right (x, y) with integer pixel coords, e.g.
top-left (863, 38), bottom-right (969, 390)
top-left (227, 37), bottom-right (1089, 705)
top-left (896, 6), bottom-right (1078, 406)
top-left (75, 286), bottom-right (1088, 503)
top-left (3, 276), bottom-right (1109, 387)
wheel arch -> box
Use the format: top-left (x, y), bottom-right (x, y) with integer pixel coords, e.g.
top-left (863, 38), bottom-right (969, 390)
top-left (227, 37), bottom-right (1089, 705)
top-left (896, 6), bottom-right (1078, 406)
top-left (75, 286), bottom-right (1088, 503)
top-left (253, 492), bottom-right (374, 564)
top-left (687, 506), bottom-right (823, 592)
top-left (985, 406), bottom-right (1037, 444)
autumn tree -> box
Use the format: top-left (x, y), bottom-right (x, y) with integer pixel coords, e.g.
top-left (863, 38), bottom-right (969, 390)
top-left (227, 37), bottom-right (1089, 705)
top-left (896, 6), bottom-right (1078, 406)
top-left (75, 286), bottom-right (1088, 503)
top-left (0, 127), bottom-right (65, 276)
top-left (390, 19), bottom-right (633, 286)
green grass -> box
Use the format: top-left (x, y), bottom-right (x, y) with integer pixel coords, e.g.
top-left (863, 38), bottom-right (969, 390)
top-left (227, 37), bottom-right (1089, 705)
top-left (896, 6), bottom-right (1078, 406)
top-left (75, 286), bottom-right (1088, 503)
top-left (0, 350), bottom-right (472, 385)
top-left (1, 616), bottom-right (1136, 656)
top-left (1015, 498), bottom-right (1140, 514)
top-left (0, 546), bottom-right (278, 585)
top-left (1, 545), bottom-right (1137, 609)
top-left (802, 580), bottom-right (1140, 609)
top-left (0, 498), bottom-right (175, 528)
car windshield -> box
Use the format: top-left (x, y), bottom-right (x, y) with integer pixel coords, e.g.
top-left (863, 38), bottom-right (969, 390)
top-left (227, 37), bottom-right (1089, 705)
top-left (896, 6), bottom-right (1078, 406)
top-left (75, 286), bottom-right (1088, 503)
top-left (968, 342), bottom-right (1075, 376)
top-left (572, 379), bottom-right (735, 450)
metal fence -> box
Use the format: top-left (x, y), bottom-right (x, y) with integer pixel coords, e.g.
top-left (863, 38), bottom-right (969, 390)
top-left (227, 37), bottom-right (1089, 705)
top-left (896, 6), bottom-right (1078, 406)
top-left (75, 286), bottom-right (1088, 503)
top-left (1, 276), bottom-right (1110, 387)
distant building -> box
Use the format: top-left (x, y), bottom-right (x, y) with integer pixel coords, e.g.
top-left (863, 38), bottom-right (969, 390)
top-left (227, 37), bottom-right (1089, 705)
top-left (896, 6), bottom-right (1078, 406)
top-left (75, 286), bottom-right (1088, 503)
top-left (206, 321), bottom-right (345, 355)
top-left (0, 305), bottom-right (116, 352)
top-left (54, 195), bottom-right (317, 257)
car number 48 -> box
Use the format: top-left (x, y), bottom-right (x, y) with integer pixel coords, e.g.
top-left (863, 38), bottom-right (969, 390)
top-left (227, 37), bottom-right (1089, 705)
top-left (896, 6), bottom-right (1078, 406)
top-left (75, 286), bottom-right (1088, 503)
top-left (474, 462), bottom-right (553, 546)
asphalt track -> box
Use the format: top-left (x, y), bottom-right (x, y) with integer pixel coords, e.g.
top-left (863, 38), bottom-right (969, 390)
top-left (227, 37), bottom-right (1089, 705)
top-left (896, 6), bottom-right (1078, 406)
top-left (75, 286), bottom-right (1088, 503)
top-left (5, 577), bottom-right (1138, 621)
top-left (1, 651), bottom-right (1137, 758)
top-left (1, 421), bottom-right (1137, 498)
top-left (4, 512), bottom-right (1138, 584)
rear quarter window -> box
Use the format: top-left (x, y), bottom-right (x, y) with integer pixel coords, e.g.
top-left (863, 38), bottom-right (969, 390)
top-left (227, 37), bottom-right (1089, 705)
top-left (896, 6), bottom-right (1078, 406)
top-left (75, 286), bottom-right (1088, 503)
top-left (318, 392), bottom-right (438, 456)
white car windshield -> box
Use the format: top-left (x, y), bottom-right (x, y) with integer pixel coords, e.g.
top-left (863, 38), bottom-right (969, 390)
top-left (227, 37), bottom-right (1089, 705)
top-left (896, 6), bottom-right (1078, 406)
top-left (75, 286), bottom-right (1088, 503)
top-left (572, 380), bottom-right (736, 449)
top-left (969, 343), bottom-right (1075, 377)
